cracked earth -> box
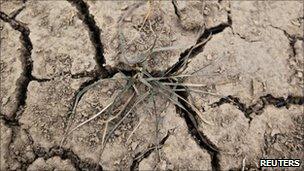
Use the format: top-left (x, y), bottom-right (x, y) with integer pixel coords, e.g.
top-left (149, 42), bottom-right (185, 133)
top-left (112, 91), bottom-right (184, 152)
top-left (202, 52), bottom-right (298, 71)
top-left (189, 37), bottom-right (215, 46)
top-left (0, 0), bottom-right (303, 170)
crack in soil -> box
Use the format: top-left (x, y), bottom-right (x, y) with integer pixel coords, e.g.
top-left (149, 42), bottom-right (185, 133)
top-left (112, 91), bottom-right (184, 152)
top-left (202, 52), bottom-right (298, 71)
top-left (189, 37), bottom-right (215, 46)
top-left (8, 5), bottom-right (26, 19)
top-left (171, 0), bottom-right (181, 20)
top-left (71, 69), bottom-right (104, 79)
top-left (14, 130), bottom-right (102, 171)
top-left (163, 7), bottom-right (233, 169)
top-left (157, 4), bottom-right (234, 169)
top-left (0, 11), bottom-right (50, 122)
top-left (7, 128), bottom-right (35, 171)
top-left (64, 64), bottom-right (131, 126)
top-left (65, 76), bottom-right (101, 124)
top-left (270, 25), bottom-right (304, 42)
top-left (130, 131), bottom-right (170, 171)
top-left (210, 94), bottom-right (304, 122)
top-left (164, 19), bottom-right (231, 76)
top-left (0, 113), bottom-right (20, 126)
top-left (176, 88), bottom-right (220, 171)
top-left (67, 0), bottom-right (108, 77)
top-left (3, 2), bottom-right (284, 170)
top-left (168, 0), bottom-right (232, 77)
top-left (269, 25), bottom-right (303, 60)
top-left (31, 145), bottom-right (103, 171)
top-left (3, 2), bottom-right (300, 170)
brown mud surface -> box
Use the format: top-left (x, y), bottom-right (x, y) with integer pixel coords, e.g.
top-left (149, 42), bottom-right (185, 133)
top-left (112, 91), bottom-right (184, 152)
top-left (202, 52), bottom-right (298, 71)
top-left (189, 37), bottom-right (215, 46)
top-left (1, 0), bottom-right (303, 170)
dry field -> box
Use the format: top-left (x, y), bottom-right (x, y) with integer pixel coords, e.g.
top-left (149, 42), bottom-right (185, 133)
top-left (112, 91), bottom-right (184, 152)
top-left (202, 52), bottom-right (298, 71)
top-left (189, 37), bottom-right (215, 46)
top-left (1, 0), bottom-right (303, 170)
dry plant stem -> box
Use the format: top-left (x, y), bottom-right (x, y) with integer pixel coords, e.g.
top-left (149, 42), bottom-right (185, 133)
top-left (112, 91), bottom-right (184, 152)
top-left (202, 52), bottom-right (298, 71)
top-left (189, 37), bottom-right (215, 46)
top-left (161, 82), bottom-right (207, 87)
top-left (117, 2), bottom-right (145, 25)
top-left (98, 83), bottom-right (135, 149)
top-left (123, 4), bottom-right (166, 61)
top-left (133, 145), bottom-right (164, 161)
top-left (61, 80), bottom-right (110, 146)
top-left (110, 2), bottom-right (145, 43)
top-left (128, 35), bottom-right (158, 65)
top-left (190, 55), bottom-right (223, 75)
top-left (155, 87), bottom-right (189, 115)
top-left (156, 82), bottom-right (214, 125)
top-left (110, 2), bottom-right (144, 60)
top-left (68, 101), bottom-right (114, 135)
top-left (178, 34), bottom-right (212, 73)
top-left (101, 122), bottom-right (108, 148)
top-left (138, 0), bottom-right (153, 32)
top-left (145, 73), bottom-right (219, 81)
top-left (142, 71), bottom-right (212, 125)
top-left (164, 34), bottom-right (212, 76)
top-left (149, 18), bottom-right (156, 37)
top-left (152, 92), bottom-right (161, 163)
top-left (103, 91), bottom-right (135, 122)
top-left (242, 157), bottom-right (246, 171)
top-left (126, 117), bottom-right (144, 143)
top-left (120, 34), bottom-right (158, 66)
top-left (63, 78), bottom-right (126, 140)
top-left (100, 91), bottom-right (150, 155)
top-left (132, 84), bottom-right (140, 95)
top-left (61, 77), bottom-right (131, 146)
top-left (98, 92), bottom-right (135, 160)
top-left (9, 5), bottom-right (25, 19)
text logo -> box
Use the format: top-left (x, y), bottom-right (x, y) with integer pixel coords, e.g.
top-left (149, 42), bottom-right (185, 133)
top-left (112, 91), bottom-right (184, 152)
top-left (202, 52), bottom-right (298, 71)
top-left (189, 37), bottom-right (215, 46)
top-left (260, 159), bottom-right (301, 167)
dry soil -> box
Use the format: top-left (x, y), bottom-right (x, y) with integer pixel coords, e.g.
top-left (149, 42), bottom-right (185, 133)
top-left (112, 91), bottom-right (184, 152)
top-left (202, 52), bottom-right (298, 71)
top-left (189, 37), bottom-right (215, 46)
top-left (0, 0), bottom-right (303, 170)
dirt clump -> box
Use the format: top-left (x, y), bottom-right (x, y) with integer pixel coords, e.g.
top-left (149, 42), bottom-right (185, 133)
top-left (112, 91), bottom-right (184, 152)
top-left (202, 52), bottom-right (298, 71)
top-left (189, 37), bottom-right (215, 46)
top-left (0, 121), bottom-right (12, 170)
top-left (16, 0), bottom-right (97, 79)
top-left (20, 77), bottom-right (88, 149)
top-left (0, 22), bottom-right (23, 118)
top-left (27, 156), bottom-right (75, 171)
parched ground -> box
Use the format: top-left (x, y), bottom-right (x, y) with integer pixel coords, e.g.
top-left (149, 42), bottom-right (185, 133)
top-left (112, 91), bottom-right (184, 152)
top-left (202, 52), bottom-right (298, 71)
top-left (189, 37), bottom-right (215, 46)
top-left (0, 0), bottom-right (303, 170)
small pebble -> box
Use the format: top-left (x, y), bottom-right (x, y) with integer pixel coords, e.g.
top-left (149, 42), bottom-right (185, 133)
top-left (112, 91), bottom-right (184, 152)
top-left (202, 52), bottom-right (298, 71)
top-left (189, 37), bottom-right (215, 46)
top-left (123, 16), bottom-right (132, 22)
top-left (131, 142), bottom-right (138, 150)
top-left (114, 130), bottom-right (121, 136)
top-left (120, 5), bottom-right (129, 10)
top-left (297, 71), bottom-right (303, 78)
top-left (206, 54), bottom-right (212, 60)
top-left (203, 7), bottom-right (210, 15)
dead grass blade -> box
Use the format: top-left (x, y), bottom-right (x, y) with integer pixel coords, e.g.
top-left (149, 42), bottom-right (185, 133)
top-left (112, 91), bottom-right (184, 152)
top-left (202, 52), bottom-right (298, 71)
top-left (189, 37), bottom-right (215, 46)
top-left (138, 0), bottom-right (153, 32)
top-left (139, 77), bottom-right (153, 89)
top-left (145, 73), bottom-right (218, 81)
top-left (70, 79), bottom-right (133, 134)
top-left (155, 86), bottom-right (189, 114)
top-left (106, 80), bottom-right (134, 119)
top-left (152, 91), bottom-right (161, 162)
top-left (60, 78), bottom-right (133, 146)
top-left (161, 82), bottom-right (207, 87)
top-left (179, 34), bottom-right (212, 71)
top-left (126, 117), bottom-right (144, 143)
top-left (156, 82), bottom-right (214, 125)
top-left (100, 91), bottom-right (150, 154)
top-left (67, 77), bottom-right (128, 125)
top-left (67, 100), bottom-right (114, 135)
top-left (142, 69), bottom-right (213, 125)
top-left (101, 122), bottom-right (108, 148)
top-left (104, 92), bottom-right (135, 124)
top-left (190, 55), bottom-right (222, 75)
top-left (164, 33), bottom-right (212, 76)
